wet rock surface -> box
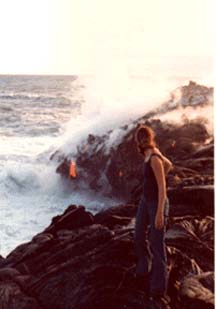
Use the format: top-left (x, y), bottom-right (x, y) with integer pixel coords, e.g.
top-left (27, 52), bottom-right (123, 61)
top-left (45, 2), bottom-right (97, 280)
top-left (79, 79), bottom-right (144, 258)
top-left (0, 81), bottom-right (214, 308)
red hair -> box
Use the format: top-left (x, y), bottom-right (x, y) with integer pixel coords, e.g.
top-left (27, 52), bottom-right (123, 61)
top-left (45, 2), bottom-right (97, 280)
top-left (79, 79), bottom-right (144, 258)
top-left (135, 125), bottom-right (156, 155)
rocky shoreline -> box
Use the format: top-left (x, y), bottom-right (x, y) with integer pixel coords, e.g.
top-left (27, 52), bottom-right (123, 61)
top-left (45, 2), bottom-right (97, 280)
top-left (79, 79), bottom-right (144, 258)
top-left (0, 198), bottom-right (214, 308)
top-left (0, 81), bottom-right (214, 308)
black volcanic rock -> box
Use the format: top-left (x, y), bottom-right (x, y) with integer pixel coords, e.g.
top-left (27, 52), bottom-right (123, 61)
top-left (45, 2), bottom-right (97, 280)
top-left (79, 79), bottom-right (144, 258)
top-left (179, 272), bottom-right (214, 307)
top-left (0, 268), bottom-right (41, 308)
top-left (56, 158), bottom-right (70, 178)
top-left (167, 185), bottom-right (214, 216)
top-left (44, 205), bottom-right (94, 235)
top-left (0, 200), bottom-right (214, 308)
top-left (166, 216), bottom-right (214, 271)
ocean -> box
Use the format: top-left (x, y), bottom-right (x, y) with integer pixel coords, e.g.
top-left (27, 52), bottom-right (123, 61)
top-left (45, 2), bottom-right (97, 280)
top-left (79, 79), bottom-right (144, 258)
top-left (0, 66), bottom-right (213, 257)
top-left (0, 75), bottom-right (115, 257)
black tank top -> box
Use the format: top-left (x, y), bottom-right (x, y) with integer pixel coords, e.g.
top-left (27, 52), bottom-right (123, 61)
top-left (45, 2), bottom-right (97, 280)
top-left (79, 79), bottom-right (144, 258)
top-left (143, 153), bottom-right (164, 202)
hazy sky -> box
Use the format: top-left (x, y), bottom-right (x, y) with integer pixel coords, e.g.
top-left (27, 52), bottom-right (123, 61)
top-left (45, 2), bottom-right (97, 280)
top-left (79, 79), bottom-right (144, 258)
top-left (0, 0), bottom-right (214, 74)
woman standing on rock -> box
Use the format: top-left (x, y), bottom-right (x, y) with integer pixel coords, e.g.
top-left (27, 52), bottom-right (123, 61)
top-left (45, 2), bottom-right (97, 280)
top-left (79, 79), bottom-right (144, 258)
top-left (134, 124), bottom-right (172, 303)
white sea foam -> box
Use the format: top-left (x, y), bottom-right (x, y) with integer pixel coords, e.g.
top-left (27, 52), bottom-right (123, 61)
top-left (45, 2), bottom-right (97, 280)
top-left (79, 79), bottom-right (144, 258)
top-left (152, 104), bottom-right (214, 135)
top-left (58, 75), bottom-right (178, 157)
top-left (0, 158), bottom-right (119, 257)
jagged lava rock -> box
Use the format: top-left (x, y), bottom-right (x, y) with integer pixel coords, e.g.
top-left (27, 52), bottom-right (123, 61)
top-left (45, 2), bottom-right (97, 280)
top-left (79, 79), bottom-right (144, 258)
top-left (0, 201), bottom-right (214, 308)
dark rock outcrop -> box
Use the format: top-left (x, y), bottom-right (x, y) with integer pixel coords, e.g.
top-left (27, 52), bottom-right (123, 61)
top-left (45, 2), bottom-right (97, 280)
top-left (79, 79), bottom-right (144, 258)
top-left (44, 205), bottom-right (94, 235)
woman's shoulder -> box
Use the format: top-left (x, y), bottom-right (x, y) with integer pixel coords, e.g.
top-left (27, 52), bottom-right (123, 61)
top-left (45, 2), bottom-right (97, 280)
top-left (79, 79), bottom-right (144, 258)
top-left (150, 148), bottom-right (164, 161)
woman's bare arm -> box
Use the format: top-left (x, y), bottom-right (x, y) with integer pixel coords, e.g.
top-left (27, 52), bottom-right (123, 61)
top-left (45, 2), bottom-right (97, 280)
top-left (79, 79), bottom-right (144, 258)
top-left (151, 155), bottom-right (166, 229)
top-left (163, 156), bottom-right (173, 175)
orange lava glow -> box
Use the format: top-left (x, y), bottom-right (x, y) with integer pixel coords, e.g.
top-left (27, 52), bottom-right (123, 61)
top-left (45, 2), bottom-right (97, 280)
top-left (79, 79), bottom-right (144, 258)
top-left (69, 161), bottom-right (77, 178)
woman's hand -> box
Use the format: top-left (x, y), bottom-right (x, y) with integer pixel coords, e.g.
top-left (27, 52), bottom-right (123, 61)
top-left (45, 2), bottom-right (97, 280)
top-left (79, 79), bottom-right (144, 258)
top-left (155, 210), bottom-right (164, 230)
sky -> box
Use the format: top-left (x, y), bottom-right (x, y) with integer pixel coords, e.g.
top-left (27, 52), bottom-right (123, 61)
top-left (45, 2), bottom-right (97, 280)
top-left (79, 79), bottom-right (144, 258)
top-left (0, 0), bottom-right (214, 75)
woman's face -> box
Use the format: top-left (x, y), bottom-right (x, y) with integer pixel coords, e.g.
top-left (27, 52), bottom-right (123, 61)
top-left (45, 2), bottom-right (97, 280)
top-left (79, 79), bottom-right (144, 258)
top-left (140, 136), bottom-right (150, 145)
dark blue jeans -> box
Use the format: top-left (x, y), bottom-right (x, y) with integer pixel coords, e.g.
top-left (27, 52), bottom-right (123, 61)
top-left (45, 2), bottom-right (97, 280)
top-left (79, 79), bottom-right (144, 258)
top-left (134, 195), bottom-right (169, 295)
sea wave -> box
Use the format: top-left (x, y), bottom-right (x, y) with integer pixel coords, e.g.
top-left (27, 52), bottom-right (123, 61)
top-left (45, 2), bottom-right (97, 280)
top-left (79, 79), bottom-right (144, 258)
top-left (0, 92), bottom-right (76, 104)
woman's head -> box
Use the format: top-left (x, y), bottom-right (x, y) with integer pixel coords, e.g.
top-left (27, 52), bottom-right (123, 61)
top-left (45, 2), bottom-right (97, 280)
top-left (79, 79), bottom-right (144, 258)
top-left (135, 124), bottom-right (156, 155)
